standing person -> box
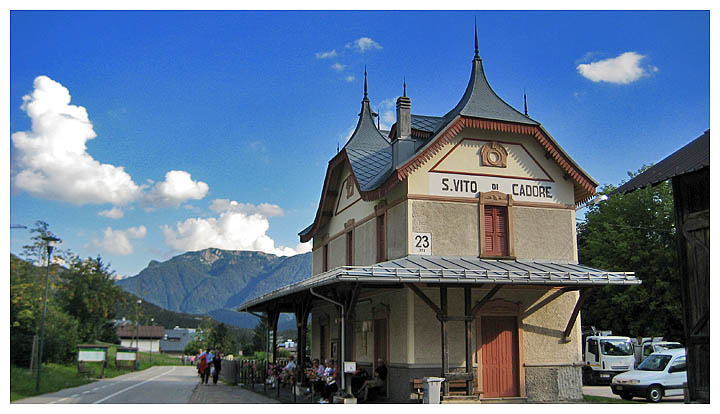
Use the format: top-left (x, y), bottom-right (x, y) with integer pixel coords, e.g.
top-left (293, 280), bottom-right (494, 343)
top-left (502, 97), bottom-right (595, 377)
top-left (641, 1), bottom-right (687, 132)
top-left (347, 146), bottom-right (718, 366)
top-left (212, 351), bottom-right (222, 385)
top-left (198, 353), bottom-right (209, 384)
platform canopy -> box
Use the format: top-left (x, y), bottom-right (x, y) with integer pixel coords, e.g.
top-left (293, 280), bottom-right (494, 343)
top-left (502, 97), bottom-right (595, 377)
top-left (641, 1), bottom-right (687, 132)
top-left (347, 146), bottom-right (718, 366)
top-left (237, 255), bottom-right (638, 312)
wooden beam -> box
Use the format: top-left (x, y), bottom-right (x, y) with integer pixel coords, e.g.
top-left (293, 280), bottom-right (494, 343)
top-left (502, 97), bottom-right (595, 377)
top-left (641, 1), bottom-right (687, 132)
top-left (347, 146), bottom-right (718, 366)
top-left (522, 288), bottom-right (569, 318)
top-left (406, 283), bottom-right (442, 317)
top-left (471, 285), bottom-right (503, 318)
top-left (562, 290), bottom-right (585, 342)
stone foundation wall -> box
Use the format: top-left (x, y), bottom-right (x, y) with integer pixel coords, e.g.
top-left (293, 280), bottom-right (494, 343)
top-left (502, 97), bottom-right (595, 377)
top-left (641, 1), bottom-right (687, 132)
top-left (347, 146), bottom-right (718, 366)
top-left (524, 365), bottom-right (583, 402)
top-left (358, 363), bottom-right (582, 403)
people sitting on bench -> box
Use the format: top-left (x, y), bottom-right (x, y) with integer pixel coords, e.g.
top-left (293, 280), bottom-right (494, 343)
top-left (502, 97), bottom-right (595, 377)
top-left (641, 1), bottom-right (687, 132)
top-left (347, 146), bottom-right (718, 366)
top-left (356, 358), bottom-right (387, 401)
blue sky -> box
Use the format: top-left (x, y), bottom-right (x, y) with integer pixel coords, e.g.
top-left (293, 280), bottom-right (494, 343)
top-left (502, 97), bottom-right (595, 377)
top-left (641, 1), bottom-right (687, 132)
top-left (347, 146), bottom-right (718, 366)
top-left (8, 10), bottom-right (710, 278)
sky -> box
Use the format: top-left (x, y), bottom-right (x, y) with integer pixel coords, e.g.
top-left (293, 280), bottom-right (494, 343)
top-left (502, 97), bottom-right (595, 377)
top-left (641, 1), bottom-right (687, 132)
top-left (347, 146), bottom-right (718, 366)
top-left (6, 9), bottom-right (711, 279)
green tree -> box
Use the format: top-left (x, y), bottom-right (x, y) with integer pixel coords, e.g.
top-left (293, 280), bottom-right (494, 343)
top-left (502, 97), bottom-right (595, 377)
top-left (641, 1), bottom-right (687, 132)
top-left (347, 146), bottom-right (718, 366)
top-left (206, 322), bottom-right (235, 353)
top-left (578, 168), bottom-right (683, 339)
top-left (184, 339), bottom-right (202, 356)
top-left (56, 256), bottom-right (124, 343)
top-left (248, 318), bottom-right (268, 355)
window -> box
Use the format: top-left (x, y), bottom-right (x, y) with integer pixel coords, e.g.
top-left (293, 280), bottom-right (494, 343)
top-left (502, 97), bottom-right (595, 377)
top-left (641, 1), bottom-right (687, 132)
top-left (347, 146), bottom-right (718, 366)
top-left (346, 230), bottom-right (354, 266)
top-left (323, 244), bottom-right (328, 272)
top-left (376, 214), bottom-right (386, 262)
top-left (484, 205), bottom-right (508, 256)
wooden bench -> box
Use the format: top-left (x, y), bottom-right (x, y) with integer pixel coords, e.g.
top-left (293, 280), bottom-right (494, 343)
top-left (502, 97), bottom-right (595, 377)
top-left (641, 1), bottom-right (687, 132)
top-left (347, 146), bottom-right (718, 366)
top-left (411, 378), bottom-right (471, 399)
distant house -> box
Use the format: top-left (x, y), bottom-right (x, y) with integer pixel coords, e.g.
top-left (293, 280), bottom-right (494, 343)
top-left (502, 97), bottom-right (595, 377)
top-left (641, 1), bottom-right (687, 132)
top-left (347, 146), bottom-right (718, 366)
top-left (160, 327), bottom-right (197, 355)
top-left (278, 339), bottom-right (297, 353)
top-left (614, 130), bottom-right (709, 403)
top-left (116, 325), bottom-right (165, 353)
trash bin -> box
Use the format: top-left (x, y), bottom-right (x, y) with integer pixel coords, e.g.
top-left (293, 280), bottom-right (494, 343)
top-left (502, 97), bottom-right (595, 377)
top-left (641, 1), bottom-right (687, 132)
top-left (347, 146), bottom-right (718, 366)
top-left (422, 377), bottom-right (445, 404)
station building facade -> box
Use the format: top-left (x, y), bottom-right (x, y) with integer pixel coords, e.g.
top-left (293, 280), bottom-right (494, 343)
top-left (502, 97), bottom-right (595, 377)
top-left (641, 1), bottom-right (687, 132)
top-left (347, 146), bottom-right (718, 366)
top-left (239, 40), bottom-right (638, 402)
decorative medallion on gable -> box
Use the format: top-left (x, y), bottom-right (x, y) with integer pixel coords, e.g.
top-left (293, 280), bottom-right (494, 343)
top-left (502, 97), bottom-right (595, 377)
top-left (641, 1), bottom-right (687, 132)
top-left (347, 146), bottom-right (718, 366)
top-left (430, 138), bottom-right (553, 181)
top-left (335, 175), bottom-right (361, 215)
top-left (480, 141), bottom-right (508, 168)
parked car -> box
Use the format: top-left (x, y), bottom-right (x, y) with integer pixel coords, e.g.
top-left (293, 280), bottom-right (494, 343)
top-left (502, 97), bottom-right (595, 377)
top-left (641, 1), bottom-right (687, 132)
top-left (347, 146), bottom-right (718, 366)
top-left (610, 348), bottom-right (686, 402)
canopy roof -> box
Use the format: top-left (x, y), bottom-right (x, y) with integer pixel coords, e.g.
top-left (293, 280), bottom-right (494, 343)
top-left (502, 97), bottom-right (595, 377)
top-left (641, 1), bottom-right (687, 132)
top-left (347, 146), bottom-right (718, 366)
top-left (237, 255), bottom-right (638, 312)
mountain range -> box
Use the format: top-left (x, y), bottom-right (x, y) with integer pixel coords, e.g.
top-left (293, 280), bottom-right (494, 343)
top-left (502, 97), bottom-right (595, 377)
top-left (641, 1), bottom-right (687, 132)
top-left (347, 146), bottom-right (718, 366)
top-left (115, 248), bottom-right (312, 329)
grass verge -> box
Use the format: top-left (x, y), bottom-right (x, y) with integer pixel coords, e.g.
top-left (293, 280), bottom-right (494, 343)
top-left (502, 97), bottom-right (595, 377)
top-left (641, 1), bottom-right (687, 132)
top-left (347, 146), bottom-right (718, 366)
top-left (11, 343), bottom-right (185, 402)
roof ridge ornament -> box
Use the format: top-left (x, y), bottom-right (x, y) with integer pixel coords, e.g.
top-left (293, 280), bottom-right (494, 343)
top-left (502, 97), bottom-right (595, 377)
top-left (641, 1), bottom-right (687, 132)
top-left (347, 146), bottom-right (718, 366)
top-left (363, 66), bottom-right (368, 100)
top-left (524, 89), bottom-right (528, 116)
top-left (474, 17), bottom-right (480, 60)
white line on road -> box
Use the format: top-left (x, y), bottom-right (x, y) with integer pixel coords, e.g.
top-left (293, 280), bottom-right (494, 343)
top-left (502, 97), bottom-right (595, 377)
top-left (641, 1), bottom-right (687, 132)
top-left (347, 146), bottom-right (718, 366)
top-left (92, 367), bottom-right (176, 404)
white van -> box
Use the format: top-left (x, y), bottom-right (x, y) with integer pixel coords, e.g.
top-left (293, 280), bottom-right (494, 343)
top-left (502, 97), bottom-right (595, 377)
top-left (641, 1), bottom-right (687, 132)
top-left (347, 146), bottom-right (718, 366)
top-left (610, 348), bottom-right (686, 402)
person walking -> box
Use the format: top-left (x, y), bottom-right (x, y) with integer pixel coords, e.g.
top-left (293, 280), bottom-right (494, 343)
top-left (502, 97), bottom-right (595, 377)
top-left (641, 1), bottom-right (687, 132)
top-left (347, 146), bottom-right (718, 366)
top-left (212, 351), bottom-right (222, 385)
top-left (198, 353), bottom-right (210, 384)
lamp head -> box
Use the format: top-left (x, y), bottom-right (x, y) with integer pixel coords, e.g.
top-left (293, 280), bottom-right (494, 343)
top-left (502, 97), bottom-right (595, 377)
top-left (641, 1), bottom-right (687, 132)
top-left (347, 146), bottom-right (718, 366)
top-left (41, 235), bottom-right (60, 255)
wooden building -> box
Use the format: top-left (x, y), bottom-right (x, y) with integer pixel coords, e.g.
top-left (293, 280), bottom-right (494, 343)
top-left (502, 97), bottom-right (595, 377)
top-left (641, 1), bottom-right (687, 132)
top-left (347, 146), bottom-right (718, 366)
top-left (614, 130), bottom-right (709, 403)
top-left (238, 36), bottom-right (639, 403)
top-left (116, 325), bottom-right (165, 353)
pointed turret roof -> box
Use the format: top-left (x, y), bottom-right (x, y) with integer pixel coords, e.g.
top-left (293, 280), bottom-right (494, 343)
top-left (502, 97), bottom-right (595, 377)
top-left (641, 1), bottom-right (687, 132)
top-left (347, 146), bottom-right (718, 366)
top-left (442, 55), bottom-right (538, 126)
top-left (342, 69), bottom-right (393, 191)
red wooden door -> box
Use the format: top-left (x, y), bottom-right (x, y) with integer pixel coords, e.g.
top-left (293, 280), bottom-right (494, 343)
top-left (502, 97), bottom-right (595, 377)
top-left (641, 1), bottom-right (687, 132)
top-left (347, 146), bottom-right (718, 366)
top-left (480, 316), bottom-right (519, 397)
top-left (484, 206), bottom-right (508, 256)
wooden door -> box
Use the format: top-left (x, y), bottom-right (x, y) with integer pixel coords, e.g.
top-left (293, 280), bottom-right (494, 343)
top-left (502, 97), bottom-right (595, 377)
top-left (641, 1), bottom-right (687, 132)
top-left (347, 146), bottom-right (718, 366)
top-left (320, 325), bottom-right (327, 362)
top-left (480, 316), bottom-right (519, 397)
top-left (484, 206), bottom-right (508, 256)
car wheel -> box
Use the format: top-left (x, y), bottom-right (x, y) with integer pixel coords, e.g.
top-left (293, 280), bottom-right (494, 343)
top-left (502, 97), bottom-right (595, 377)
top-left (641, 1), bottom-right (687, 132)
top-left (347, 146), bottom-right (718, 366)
top-left (619, 393), bottom-right (634, 401)
top-left (646, 385), bottom-right (663, 403)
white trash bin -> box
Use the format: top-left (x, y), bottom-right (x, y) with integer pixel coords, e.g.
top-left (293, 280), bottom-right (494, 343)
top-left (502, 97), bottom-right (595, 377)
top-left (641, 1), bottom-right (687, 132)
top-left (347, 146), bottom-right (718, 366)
top-left (422, 377), bottom-right (445, 404)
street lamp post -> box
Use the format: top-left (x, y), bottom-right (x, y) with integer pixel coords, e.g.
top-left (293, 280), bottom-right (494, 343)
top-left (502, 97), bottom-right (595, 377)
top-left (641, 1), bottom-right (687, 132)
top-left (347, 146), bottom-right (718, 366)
top-left (36, 235), bottom-right (60, 393)
top-left (149, 318), bottom-right (154, 363)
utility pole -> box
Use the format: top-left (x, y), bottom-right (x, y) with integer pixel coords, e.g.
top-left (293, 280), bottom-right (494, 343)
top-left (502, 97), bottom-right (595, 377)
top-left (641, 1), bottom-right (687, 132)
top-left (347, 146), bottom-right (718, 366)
top-left (36, 235), bottom-right (59, 393)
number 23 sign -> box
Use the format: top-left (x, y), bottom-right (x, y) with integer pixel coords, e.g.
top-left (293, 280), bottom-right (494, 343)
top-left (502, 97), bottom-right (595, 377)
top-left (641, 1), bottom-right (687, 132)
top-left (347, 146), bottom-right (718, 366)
top-left (412, 232), bottom-right (432, 255)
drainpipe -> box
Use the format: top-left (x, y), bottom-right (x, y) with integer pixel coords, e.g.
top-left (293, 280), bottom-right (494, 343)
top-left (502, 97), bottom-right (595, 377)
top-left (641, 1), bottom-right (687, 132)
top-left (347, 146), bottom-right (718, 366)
top-left (310, 288), bottom-right (345, 392)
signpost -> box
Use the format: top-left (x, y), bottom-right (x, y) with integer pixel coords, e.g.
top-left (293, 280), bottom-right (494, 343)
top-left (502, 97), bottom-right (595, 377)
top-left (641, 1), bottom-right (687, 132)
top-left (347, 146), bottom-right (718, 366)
top-left (77, 345), bottom-right (109, 378)
top-left (115, 346), bottom-right (138, 371)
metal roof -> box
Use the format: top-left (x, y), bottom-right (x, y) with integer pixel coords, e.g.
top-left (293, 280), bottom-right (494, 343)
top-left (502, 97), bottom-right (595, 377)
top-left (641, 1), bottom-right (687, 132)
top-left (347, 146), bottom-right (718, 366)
top-left (411, 115), bottom-right (445, 133)
top-left (116, 325), bottom-right (166, 339)
top-left (237, 255), bottom-right (638, 311)
top-left (346, 147), bottom-right (393, 191)
top-left (614, 130), bottom-right (709, 194)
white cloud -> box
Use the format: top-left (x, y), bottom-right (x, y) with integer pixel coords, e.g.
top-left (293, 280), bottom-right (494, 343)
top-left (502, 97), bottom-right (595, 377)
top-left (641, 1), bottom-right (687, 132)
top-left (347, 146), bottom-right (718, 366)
top-left (576, 52), bottom-right (654, 84)
top-left (346, 37), bottom-right (382, 53)
top-left (377, 97), bottom-right (399, 131)
top-left (99, 207), bottom-right (124, 219)
top-left (345, 75), bottom-right (356, 82)
top-left (11, 76), bottom-right (142, 205)
top-left (145, 170), bottom-right (209, 208)
top-left (12, 76), bottom-right (210, 209)
top-left (163, 200), bottom-right (302, 256)
top-left (331, 62), bottom-right (346, 72)
top-left (209, 199), bottom-right (284, 218)
top-left (315, 50), bottom-right (338, 59)
top-left (100, 225), bottom-right (147, 256)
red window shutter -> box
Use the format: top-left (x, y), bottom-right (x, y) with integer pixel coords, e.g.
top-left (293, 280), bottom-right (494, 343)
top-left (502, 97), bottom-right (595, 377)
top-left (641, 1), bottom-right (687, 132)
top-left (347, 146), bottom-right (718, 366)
top-left (484, 206), bottom-right (508, 256)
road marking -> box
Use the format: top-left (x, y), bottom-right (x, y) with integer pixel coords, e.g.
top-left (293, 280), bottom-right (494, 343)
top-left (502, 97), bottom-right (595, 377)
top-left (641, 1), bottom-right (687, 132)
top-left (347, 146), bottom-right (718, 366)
top-left (92, 367), bottom-right (176, 404)
top-left (49, 397), bottom-right (68, 404)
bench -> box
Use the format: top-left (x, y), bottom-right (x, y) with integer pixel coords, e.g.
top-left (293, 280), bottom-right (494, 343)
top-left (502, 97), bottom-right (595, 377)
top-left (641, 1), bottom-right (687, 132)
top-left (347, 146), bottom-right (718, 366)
top-left (411, 378), bottom-right (471, 399)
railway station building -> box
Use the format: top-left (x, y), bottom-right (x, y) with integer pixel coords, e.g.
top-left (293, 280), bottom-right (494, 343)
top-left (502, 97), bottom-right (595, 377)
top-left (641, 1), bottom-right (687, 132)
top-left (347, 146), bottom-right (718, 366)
top-left (238, 36), bottom-right (639, 403)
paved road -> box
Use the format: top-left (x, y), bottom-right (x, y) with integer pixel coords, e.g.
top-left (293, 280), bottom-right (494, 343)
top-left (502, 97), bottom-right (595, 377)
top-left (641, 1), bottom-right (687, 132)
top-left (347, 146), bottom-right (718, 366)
top-left (583, 385), bottom-right (683, 403)
top-left (14, 365), bottom-right (280, 404)
top-left (14, 366), bottom-right (198, 404)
